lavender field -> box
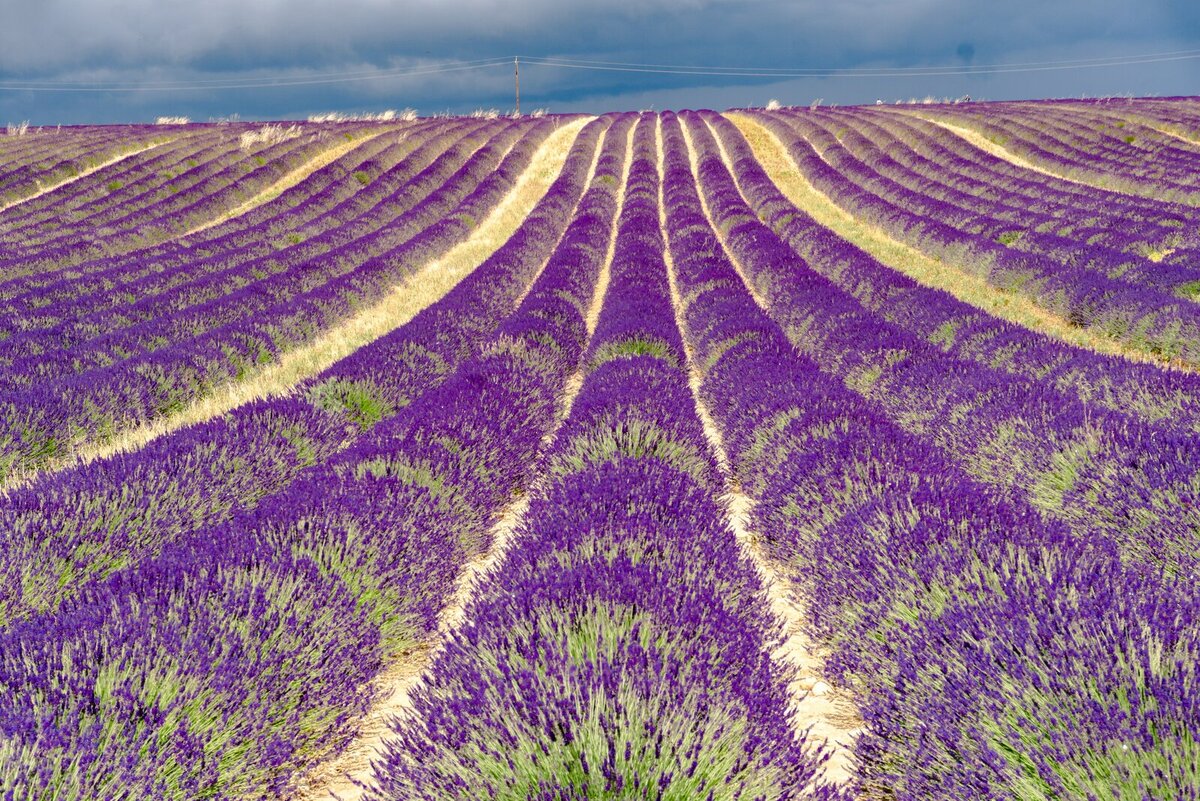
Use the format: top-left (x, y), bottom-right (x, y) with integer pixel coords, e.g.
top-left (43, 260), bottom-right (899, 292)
top-left (0, 100), bottom-right (1197, 800)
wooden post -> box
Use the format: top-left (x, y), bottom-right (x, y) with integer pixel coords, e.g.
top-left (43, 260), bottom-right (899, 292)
top-left (514, 57), bottom-right (520, 116)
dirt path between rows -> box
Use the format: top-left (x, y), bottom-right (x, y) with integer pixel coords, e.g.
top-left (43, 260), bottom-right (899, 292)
top-left (658, 115), bottom-right (862, 789)
top-left (289, 118), bottom-right (633, 801)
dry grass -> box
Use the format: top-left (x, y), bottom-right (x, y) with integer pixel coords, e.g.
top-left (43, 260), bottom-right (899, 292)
top-left (5, 121), bottom-right (30, 136)
top-left (308, 109), bottom-right (417, 123)
top-left (663, 116), bottom-right (861, 787)
top-left (727, 112), bottom-right (1190, 370)
top-left (6, 118), bottom-right (590, 494)
top-left (178, 131), bottom-right (386, 238)
top-left (239, 123), bottom-right (301, 150)
top-left (154, 116), bottom-right (190, 126)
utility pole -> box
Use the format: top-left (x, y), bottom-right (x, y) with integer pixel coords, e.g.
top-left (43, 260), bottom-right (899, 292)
top-left (514, 57), bottom-right (520, 116)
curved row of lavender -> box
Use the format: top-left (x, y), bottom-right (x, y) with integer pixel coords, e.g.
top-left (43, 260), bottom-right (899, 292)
top-left (366, 113), bottom-right (840, 801)
top-left (0, 119), bottom-right (482, 323)
top-left (0, 128), bottom-right (230, 237)
top-left (0, 118), bottom-right (557, 480)
top-left (0, 122), bottom-right (485, 370)
top-left (0, 120), bottom-right (523, 380)
top-left (856, 110), bottom-right (1200, 245)
top-left (0, 116), bottom-right (613, 630)
top-left (0, 101), bottom-right (1197, 799)
top-left (798, 108), bottom-right (1200, 296)
top-left (714, 109), bottom-right (1200, 433)
top-left (0, 113), bottom-right (627, 798)
top-left (0, 124), bottom-right (386, 268)
top-left (916, 98), bottom-right (1200, 202)
top-left (842, 108), bottom-right (1200, 291)
top-left (701, 111), bottom-right (1200, 568)
top-left (749, 109), bottom-right (1200, 366)
top-left (0, 124), bottom-right (180, 207)
top-left (663, 108), bottom-right (1199, 801)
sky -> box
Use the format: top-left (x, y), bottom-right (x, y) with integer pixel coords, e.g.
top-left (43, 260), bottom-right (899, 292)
top-left (1, 0), bottom-right (1198, 124)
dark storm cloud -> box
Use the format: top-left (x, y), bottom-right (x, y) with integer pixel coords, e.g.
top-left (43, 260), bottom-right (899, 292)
top-left (1, 0), bottom-right (1198, 123)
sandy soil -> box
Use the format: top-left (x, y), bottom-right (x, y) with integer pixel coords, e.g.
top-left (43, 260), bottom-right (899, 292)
top-left (289, 117), bottom-right (631, 801)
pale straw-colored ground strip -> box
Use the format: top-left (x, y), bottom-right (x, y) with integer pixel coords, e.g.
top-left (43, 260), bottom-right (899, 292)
top-left (178, 130), bottom-right (394, 238)
top-left (727, 113), bottom-right (1195, 372)
top-left (664, 116), bottom-right (861, 787)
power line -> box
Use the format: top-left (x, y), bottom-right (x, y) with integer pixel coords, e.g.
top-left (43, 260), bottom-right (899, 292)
top-left (0, 58), bottom-right (511, 92)
top-left (3, 47), bottom-right (1198, 93)
top-left (520, 51), bottom-right (1200, 78)
top-left (519, 47), bottom-right (1200, 74)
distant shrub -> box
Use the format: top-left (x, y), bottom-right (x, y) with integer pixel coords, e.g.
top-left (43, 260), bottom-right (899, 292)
top-left (353, 170), bottom-right (371, 185)
top-left (106, 180), bottom-right (123, 192)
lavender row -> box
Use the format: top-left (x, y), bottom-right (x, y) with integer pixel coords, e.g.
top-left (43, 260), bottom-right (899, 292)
top-left (0, 119), bottom-right (552, 481)
top-left (0, 115), bottom-right (611, 633)
top-left (752, 110), bottom-right (1200, 366)
top-left (0, 124), bottom-right (380, 269)
top-left (0, 113), bottom-right (622, 798)
top-left (793, 109), bottom-right (1200, 297)
top-left (694, 113), bottom-right (1200, 569)
top-left (919, 100), bottom-right (1200, 202)
top-left (366, 114), bottom-right (837, 801)
top-left (663, 111), bottom-right (1200, 801)
top-left (0, 129), bottom-right (298, 255)
top-left (0, 119), bottom-right (513, 374)
top-left (0, 119), bottom-right (478, 324)
top-left (0, 123), bottom-right (366, 245)
top-left (705, 112), bottom-right (1200, 432)
top-left (0, 126), bottom-right (174, 207)
top-left (815, 108), bottom-right (1192, 255)
top-left (0, 128), bottom-right (227, 237)
top-left (863, 109), bottom-right (1200, 253)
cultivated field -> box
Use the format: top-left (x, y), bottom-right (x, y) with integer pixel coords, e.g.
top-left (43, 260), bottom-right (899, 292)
top-left (1, 99), bottom-right (1197, 800)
